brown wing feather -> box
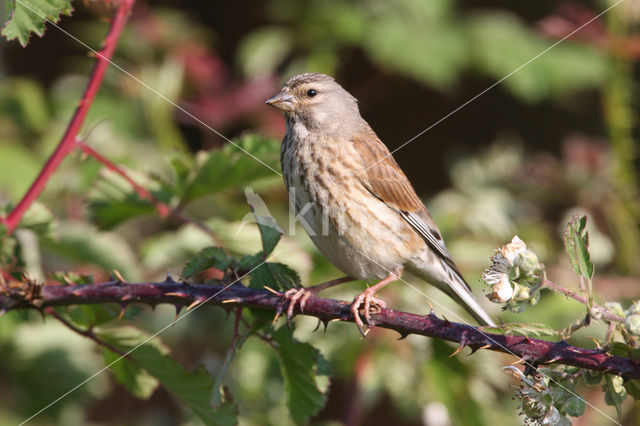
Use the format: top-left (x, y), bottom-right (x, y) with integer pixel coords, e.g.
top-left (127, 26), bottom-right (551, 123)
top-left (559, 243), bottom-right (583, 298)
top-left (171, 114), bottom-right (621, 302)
top-left (351, 130), bottom-right (464, 276)
top-left (351, 133), bottom-right (423, 212)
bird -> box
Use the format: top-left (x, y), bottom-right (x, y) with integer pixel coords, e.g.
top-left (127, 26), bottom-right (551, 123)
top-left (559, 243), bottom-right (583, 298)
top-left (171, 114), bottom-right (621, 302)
top-left (265, 73), bottom-right (495, 333)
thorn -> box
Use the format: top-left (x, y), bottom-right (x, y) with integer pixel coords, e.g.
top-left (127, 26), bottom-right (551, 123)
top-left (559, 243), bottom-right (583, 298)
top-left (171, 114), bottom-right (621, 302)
top-left (165, 292), bottom-right (189, 298)
top-left (264, 286), bottom-right (282, 296)
top-left (546, 356), bottom-right (561, 364)
top-left (112, 269), bottom-right (127, 283)
top-left (222, 299), bottom-right (240, 304)
top-left (121, 294), bottom-right (134, 302)
top-left (173, 304), bottom-right (183, 320)
top-left (165, 271), bottom-right (176, 283)
top-left (187, 299), bottom-right (203, 311)
top-left (427, 301), bottom-right (435, 315)
top-left (358, 327), bottom-right (370, 339)
top-left (271, 311), bottom-right (282, 327)
top-left (450, 344), bottom-right (465, 357)
top-left (442, 315), bottom-right (451, 326)
top-left (478, 344), bottom-right (492, 350)
top-left (323, 319), bottom-right (332, 332)
top-left (522, 336), bottom-right (533, 344)
top-left (71, 289), bottom-right (83, 297)
top-left (511, 358), bottom-right (526, 365)
top-left (312, 319), bottom-right (322, 332)
top-left (117, 304), bottom-right (126, 320)
top-left (397, 331), bottom-right (409, 340)
top-left (586, 337), bottom-right (602, 350)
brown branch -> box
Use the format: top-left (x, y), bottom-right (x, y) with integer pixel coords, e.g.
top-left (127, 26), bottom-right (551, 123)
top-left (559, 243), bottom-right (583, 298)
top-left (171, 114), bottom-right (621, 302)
top-left (2, 278), bottom-right (640, 380)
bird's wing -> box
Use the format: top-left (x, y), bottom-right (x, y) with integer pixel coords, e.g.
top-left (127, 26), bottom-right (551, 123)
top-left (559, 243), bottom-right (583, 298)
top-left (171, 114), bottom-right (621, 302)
top-left (351, 131), bottom-right (461, 276)
top-left (351, 130), bottom-right (496, 326)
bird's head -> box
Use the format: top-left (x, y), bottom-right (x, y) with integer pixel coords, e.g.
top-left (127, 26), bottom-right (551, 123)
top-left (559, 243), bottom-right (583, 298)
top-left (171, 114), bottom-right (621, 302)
top-left (265, 73), bottom-right (360, 130)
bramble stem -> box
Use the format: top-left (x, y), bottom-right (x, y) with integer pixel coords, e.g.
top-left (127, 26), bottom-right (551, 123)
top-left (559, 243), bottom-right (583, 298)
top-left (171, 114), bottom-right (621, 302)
top-left (2, 278), bottom-right (640, 380)
top-left (2, 0), bottom-right (136, 233)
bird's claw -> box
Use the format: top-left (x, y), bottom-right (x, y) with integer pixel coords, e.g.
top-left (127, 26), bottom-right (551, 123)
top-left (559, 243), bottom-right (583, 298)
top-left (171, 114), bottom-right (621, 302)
top-left (350, 289), bottom-right (387, 337)
top-left (279, 287), bottom-right (315, 326)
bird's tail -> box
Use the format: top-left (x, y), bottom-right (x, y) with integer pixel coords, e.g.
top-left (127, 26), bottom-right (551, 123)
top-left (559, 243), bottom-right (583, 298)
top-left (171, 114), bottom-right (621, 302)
top-left (411, 261), bottom-right (496, 327)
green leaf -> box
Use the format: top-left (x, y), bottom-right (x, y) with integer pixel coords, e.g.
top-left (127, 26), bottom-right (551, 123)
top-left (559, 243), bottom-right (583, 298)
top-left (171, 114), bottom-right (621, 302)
top-left (603, 375), bottom-right (626, 417)
top-left (469, 12), bottom-right (606, 102)
top-left (245, 187), bottom-right (283, 257)
top-left (42, 222), bottom-right (141, 281)
top-left (583, 370), bottom-right (603, 386)
top-left (182, 135), bottom-right (281, 202)
top-left (249, 262), bottom-right (299, 291)
top-left (68, 305), bottom-right (117, 328)
top-left (98, 326), bottom-right (233, 426)
top-left (562, 395), bottom-right (586, 417)
top-left (2, 0), bottom-right (73, 47)
top-left (624, 380), bottom-right (640, 400)
top-left (484, 322), bottom-right (558, 337)
top-left (272, 327), bottom-right (327, 424)
top-left (102, 348), bottom-right (159, 399)
top-left (87, 169), bottom-right (171, 230)
top-left (182, 246), bottom-right (232, 279)
top-left (562, 215), bottom-right (594, 281)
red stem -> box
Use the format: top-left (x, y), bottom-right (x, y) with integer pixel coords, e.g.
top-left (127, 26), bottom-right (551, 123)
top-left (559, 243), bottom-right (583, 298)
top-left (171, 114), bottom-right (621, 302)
top-left (76, 141), bottom-right (219, 240)
top-left (2, 0), bottom-right (136, 233)
top-left (76, 141), bottom-right (171, 217)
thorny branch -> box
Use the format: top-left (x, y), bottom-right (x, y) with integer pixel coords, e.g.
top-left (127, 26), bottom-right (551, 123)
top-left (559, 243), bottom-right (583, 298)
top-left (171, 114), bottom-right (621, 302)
top-left (2, 278), bottom-right (640, 380)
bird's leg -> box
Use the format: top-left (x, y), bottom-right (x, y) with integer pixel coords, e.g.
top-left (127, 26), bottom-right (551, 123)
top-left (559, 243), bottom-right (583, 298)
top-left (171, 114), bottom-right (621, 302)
top-left (281, 276), bottom-right (353, 321)
top-left (351, 269), bottom-right (402, 334)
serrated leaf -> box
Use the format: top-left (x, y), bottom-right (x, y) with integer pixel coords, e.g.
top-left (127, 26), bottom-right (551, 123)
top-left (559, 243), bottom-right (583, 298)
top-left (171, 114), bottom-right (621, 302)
top-left (562, 395), bottom-right (585, 417)
top-left (182, 135), bottom-right (281, 202)
top-left (603, 375), bottom-right (626, 417)
top-left (2, 0), bottom-right (73, 47)
top-left (563, 215), bottom-right (594, 281)
top-left (98, 327), bottom-right (234, 426)
top-left (272, 327), bottom-right (327, 424)
top-left (249, 262), bottom-right (299, 291)
top-left (182, 246), bottom-right (231, 279)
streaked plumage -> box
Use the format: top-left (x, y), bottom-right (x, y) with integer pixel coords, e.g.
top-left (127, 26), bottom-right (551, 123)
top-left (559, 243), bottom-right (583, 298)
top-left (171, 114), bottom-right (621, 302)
top-left (266, 73), bottom-right (495, 329)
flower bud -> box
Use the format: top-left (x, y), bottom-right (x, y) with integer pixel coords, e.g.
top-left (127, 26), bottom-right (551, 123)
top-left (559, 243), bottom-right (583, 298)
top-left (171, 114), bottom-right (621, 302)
top-left (515, 249), bottom-right (539, 275)
top-left (625, 314), bottom-right (640, 336)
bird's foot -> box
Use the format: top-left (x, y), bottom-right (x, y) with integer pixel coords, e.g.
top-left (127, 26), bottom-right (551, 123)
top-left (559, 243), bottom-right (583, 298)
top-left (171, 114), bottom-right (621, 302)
top-left (351, 288), bottom-right (387, 336)
top-left (283, 287), bottom-right (315, 319)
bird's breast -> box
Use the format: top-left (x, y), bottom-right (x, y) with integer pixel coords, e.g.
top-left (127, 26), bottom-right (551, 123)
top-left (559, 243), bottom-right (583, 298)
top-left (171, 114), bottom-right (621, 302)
top-left (281, 130), bottom-right (422, 279)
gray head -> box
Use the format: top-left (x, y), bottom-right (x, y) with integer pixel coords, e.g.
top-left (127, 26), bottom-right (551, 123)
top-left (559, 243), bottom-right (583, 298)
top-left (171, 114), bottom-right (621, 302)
top-left (265, 73), bottom-right (360, 131)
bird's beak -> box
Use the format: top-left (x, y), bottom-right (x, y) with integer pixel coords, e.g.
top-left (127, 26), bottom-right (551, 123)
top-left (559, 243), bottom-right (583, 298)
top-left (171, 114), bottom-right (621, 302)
top-left (265, 91), bottom-right (294, 112)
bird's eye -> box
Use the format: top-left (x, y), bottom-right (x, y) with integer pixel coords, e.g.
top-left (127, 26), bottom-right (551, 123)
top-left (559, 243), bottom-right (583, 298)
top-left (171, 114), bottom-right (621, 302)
top-left (306, 89), bottom-right (317, 97)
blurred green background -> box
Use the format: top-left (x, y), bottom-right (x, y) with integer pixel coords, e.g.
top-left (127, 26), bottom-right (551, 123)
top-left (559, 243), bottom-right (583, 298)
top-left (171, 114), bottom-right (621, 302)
top-left (0, 0), bottom-right (639, 424)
